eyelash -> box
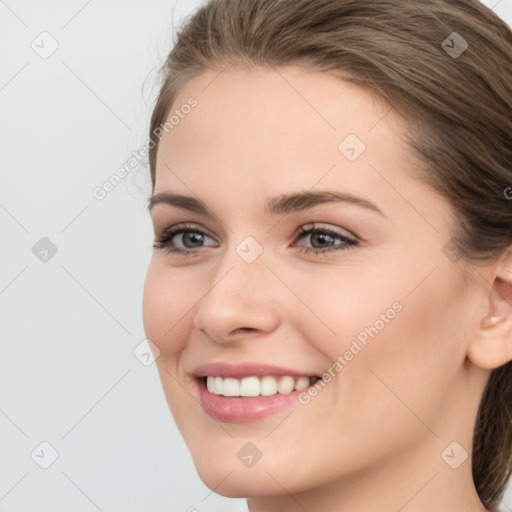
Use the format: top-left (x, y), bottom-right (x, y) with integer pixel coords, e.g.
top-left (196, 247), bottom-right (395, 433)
top-left (153, 223), bottom-right (358, 257)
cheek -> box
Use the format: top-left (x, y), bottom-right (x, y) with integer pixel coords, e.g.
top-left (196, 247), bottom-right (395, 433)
top-left (315, 259), bottom-right (463, 352)
top-left (291, 264), bottom-right (404, 358)
top-left (142, 260), bottom-right (191, 356)
top-left (299, 262), bottom-right (466, 405)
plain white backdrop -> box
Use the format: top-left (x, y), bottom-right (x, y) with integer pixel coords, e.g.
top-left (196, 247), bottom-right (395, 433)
top-left (1, 1), bottom-right (512, 511)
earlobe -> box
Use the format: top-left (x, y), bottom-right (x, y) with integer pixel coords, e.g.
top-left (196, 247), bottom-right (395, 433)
top-left (467, 248), bottom-right (512, 370)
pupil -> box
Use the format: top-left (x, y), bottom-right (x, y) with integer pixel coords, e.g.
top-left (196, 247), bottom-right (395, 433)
top-left (184, 232), bottom-right (203, 247)
top-left (312, 233), bottom-right (333, 247)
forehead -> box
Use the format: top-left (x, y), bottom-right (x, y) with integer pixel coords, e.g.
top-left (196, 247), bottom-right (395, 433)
top-left (163, 65), bottom-right (404, 159)
top-left (153, 65), bottom-right (440, 222)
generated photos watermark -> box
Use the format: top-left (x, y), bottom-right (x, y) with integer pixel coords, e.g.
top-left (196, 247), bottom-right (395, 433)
top-left (92, 96), bottom-right (198, 201)
top-left (298, 301), bottom-right (403, 405)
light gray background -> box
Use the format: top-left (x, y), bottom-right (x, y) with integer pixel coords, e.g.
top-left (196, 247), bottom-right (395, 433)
top-left (1, 1), bottom-right (511, 511)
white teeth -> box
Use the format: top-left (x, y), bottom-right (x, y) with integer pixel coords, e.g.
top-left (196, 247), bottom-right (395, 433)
top-left (214, 376), bottom-right (223, 395)
top-left (260, 376), bottom-right (277, 396)
top-left (205, 375), bottom-right (316, 397)
top-left (277, 376), bottom-right (295, 394)
top-left (223, 377), bottom-right (240, 397)
top-left (240, 376), bottom-right (260, 397)
top-left (294, 376), bottom-right (310, 391)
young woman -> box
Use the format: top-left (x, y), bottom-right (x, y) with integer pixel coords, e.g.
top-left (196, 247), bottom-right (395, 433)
top-left (142, 1), bottom-right (512, 510)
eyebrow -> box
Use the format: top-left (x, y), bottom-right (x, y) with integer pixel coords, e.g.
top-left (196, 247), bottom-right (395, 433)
top-left (148, 190), bottom-right (387, 217)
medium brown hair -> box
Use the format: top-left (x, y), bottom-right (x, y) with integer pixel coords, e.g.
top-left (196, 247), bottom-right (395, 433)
top-left (148, 1), bottom-right (512, 509)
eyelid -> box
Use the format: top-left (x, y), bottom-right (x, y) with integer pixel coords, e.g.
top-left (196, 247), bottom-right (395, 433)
top-left (290, 224), bottom-right (359, 254)
top-left (294, 222), bottom-right (358, 241)
top-left (158, 222), bottom-right (216, 239)
top-left (155, 223), bottom-right (219, 249)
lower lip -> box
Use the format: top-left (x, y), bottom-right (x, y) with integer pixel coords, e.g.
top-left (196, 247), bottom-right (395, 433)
top-left (195, 378), bottom-right (310, 423)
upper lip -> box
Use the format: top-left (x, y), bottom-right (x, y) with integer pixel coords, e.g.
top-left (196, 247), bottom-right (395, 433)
top-left (192, 362), bottom-right (320, 379)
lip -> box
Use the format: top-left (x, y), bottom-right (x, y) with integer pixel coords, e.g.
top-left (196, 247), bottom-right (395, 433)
top-left (194, 377), bottom-right (315, 423)
top-left (191, 362), bottom-right (321, 424)
top-left (192, 361), bottom-right (320, 379)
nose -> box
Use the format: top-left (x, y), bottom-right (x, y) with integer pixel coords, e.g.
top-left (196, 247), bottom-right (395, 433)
top-left (193, 247), bottom-right (281, 344)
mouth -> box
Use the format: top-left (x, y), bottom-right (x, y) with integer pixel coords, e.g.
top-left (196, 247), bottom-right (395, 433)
top-left (194, 373), bottom-right (323, 423)
top-left (199, 374), bottom-right (321, 397)
top-left (191, 361), bottom-right (325, 422)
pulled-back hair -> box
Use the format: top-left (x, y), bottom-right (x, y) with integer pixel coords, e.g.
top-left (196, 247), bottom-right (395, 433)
top-left (148, 1), bottom-right (512, 509)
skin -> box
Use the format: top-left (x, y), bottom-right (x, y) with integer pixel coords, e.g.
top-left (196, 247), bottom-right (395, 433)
top-left (143, 65), bottom-right (512, 512)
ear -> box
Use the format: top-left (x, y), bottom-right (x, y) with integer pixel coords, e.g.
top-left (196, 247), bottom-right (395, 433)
top-left (467, 248), bottom-right (512, 370)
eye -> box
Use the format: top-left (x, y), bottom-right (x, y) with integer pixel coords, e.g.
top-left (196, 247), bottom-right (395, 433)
top-left (292, 223), bottom-right (358, 255)
top-left (153, 222), bottom-right (358, 256)
top-left (153, 223), bottom-right (217, 255)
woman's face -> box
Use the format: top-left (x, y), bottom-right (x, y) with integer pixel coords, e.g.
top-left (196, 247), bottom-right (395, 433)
top-left (143, 66), bottom-right (486, 503)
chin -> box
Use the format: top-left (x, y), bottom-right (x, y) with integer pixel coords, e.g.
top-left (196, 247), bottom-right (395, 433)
top-left (190, 444), bottom-right (333, 499)
top-left (194, 461), bottom-right (292, 498)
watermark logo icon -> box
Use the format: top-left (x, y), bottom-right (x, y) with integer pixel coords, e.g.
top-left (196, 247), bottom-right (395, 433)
top-left (32, 237), bottom-right (58, 263)
top-left (236, 236), bottom-right (263, 264)
top-left (442, 32), bottom-right (468, 59)
top-left (237, 442), bottom-right (263, 468)
top-left (441, 441), bottom-right (468, 469)
top-left (31, 31), bottom-right (59, 59)
top-left (133, 338), bottom-right (160, 366)
top-left (31, 441), bottom-right (59, 469)
top-left (441, 239), bottom-right (461, 263)
top-left (338, 133), bottom-right (366, 162)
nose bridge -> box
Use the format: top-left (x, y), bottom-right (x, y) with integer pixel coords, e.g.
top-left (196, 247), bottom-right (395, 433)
top-left (193, 236), bottom-right (280, 340)
top-left (210, 233), bottom-right (273, 299)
